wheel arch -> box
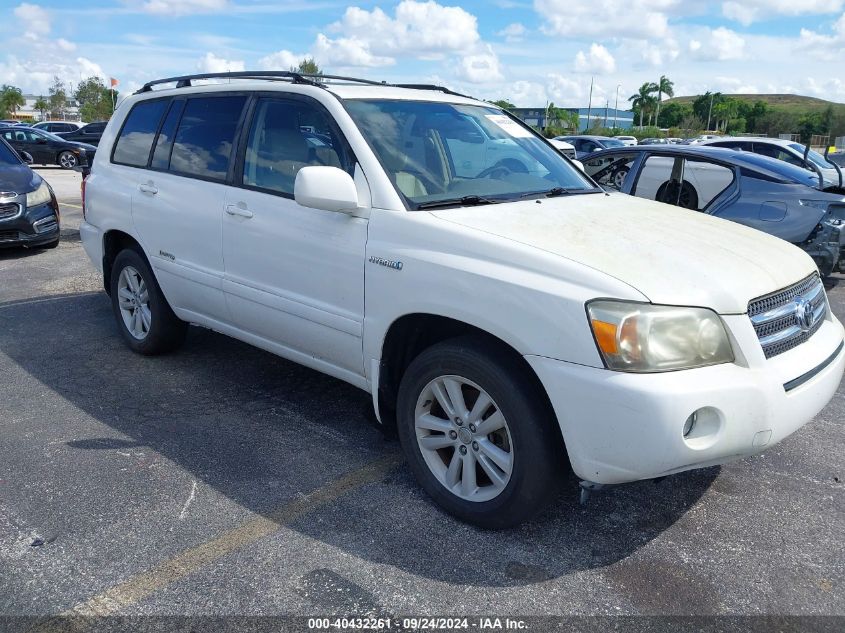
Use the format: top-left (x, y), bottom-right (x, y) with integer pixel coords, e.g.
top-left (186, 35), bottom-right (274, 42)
top-left (376, 313), bottom-right (564, 449)
top-left (102, 229), bottom-right (146, 296)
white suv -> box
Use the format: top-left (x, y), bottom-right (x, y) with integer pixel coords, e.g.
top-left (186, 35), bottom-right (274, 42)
top-left (80, 72), bottom-right (845, 528)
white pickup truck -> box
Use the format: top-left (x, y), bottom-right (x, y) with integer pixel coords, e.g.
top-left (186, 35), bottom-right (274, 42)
top-left (79, 72), bottom-right (845, 528)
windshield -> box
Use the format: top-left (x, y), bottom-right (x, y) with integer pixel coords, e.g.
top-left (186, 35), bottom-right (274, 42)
top-left (31, 129), bottom-right (67, 142)
top-left (788, 143), bottom-right (836, 170)
top-left (602, 138), bottom-right (625, 148)
top-left (344, 99), bottom-right (599, 208)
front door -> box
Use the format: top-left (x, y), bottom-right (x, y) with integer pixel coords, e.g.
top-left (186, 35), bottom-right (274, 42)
top-left (222, 95), bottom-right (368, 378)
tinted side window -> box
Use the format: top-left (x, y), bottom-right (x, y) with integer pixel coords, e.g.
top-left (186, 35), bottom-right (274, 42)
top-left (169, 96), bottom-right (246, 181)
top-left (112, 99), bottom-right (169, 167)
top-left (88, 122), bottom-right (106, 133)
top-left (151, 100), bottom-right (185, 170)
top-left (242, 98), bottom-right (347, 196)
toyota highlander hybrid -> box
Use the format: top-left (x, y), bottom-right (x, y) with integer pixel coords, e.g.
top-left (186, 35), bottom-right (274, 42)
top-left (79, 71), bottom-right (845, 528)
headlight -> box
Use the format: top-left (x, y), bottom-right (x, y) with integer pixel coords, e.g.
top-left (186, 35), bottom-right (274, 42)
top-left (587, 300), bottom-right (734, 372)
top-left (26, 182), bottom-right (52, 208)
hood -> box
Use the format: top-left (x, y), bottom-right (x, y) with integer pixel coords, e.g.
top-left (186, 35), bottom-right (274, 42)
top-left (431, 193), bottom-right (817, 314)
top-left (0, 164), bottom-right (39, 194)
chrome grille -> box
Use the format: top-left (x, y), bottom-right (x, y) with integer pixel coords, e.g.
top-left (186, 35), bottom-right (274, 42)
top-left (748, 273), bottom-right (827, 359)
top-left (0, 203), bottom-right (19, 220)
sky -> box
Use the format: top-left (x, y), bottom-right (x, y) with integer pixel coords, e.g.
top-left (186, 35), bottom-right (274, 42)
top-left (2, 0), bottom-right (845, 109)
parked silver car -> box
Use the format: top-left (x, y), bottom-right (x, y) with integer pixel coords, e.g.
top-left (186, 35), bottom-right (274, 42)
top-left (583, 145), bottom-right (845, 275)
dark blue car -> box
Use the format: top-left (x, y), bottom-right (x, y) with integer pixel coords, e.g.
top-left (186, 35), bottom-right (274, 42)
top-left (582, 145), bottom-right (845, 275)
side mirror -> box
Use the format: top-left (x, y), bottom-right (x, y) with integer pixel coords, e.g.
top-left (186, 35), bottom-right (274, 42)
top-left (294, 166), bottom-right (359, 213)
top-left (19, 151), bottom-right (33, 164)
top-left (573, 159), bottom-right (585, 172)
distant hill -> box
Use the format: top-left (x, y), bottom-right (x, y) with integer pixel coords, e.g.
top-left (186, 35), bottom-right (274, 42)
top-left (666, 93), bottom-right (844, 112)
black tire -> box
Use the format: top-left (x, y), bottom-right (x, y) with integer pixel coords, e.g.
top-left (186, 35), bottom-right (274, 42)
top-left (396, 336), bottom-right (564, 529)
top-left (656, 180), bottom-right (699, 210)
top-left (58, 151), bottom-right (78, 170)
top-left (109, 247), bottom-right (187, 355)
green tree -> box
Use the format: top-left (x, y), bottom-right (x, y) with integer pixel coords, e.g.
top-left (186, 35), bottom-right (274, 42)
top-left (291, 58), bottom-right (322, 78)
top-left (47, 76), bottom-right (67, 119)
top-left (0, 85), bottom-right (25, 119)
top-left (74, 76), bottom-right (116, 121)
top-left (33, 96), bottom-right (49, 120)
top-left (653, 75), bottom-right (674, 126)
top-left (629, 82), bottom-right (657, 128)
top-left (657, 101), bottom-right (692, 128)
top-left (490, 99), bottom-right (515, 110)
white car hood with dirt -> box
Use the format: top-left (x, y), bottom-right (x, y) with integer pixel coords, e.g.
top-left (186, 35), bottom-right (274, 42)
top-left (430, 192), bottom-right (817, 314)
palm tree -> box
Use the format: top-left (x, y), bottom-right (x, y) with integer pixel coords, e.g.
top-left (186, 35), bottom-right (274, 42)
top-left (628, 82), bottom-right (657, 128)
top-left (33, 96), bottom-right (48, 121)
top-left (654, 75), bottom-right (674, 127)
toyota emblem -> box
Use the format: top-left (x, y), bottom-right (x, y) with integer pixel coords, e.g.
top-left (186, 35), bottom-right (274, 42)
top-left (794, 296), bottom-right (815, 332)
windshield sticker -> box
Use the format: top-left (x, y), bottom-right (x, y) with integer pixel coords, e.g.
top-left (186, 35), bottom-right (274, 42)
top-left (485, 114), bottom-right (533, 138)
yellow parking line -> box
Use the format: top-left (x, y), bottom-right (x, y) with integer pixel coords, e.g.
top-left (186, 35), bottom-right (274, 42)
top-left (29, 454), bottom-right (400, 633)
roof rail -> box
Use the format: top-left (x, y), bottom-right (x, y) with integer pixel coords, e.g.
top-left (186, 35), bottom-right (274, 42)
top-left (134, 70), bottom-right (477, 100)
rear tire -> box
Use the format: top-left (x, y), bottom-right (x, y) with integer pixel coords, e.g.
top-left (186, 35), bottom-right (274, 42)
top-left (58, 151), bottom-right (78, 170)
top-left (109, 248), bottom-right (187, 355)
top-left (396, 336), bottom-right (563, 529)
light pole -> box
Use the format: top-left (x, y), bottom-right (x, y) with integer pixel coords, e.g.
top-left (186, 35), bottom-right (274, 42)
top-left (586, 76), bottom-right (594, 132)
top-left (706, 91), bottom-right (714, 132)
top-left (614, 84), bottom-right (620, 129)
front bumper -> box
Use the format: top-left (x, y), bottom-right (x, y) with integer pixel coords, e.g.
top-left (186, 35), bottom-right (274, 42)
top-left (0, 199), bottom-right (60, 248)
top-left (527, 313), bottom-right (845, 484)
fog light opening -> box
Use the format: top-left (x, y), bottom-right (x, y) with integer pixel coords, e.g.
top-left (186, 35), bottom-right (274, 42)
top-left (683, 411), bottom-right (697, 438)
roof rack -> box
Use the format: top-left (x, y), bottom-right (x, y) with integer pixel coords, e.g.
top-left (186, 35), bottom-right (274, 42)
top-left (135, 71), bottom-right (476, 100)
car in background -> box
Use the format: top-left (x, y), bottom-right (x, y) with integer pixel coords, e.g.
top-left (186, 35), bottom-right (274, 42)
top-left (666, 137), bottom-right (683, 144)
top-left (56, 121), bottom-right (108, 147)
top-left (555, 135), bottom-right (626, 159)
top-left (698, 136), bottom-right (843, 189)
top-left (31, 121), bottom-right (84, 134)
top-left (547, 138), bottom-right (577, 160)
top-left (688, 134), bottom-right (722, 144)
top-left (829, 152), bottom-right (845, 168)
top-left (582, 145), bottom-right (845, 275)
top-left (0, 126), bottom-right (96, 169)
top-left (0, 137), bottom-right (60, 249)
top-left (614, 135), bottom-right (638, 146)
top-left (639, 138), bottom-right (669, 145)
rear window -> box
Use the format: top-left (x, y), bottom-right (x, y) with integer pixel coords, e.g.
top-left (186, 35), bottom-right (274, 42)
top-left (169, 96), bottom-right (246, 181)
top-left (112, 99), bottom-right (169, 167)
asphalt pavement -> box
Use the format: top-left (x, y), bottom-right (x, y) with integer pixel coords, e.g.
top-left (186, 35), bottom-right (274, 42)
top-left (0, 168), bottom-right (842, 628)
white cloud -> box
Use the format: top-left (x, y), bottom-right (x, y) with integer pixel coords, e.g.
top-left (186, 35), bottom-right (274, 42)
top-left (689, 27), bottom-right (745, 60)
top-left (798, 12), bottom-right (845, 58)
top-left (498, 22), bottom-right (526, 42)
top-left (722, 0), bottom-right (844, 26)
top-left (57, 38), bottom-right (76, 52)
top-left (14, 3), bottom-right (51, 40)
top-left (328, 1), bottom-right (480, 58)
top-left (312, 34), bottom-right (394, 68)
top-left (196, 52), bottom-right (245, 73)
top-left (536, 0), bottom-right (673, 39)
top-left (456, 46), bottom-right (503, 83)
top-left (77, 57), bottom-right (106, 80)
top-left (574, 43), bottom-right (616, 74)
top-left (258, 50), bottom-right (306, 71)
top-left (136, 0), bottom-right (228, 16)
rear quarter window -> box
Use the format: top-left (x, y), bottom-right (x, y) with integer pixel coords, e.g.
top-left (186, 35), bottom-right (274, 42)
top-left (112, 99), bottom-right (170, 167)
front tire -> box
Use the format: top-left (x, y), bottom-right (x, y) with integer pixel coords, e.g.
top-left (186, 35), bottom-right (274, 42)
top-left (396, 336), bottom-right (564, 528)
top-left (109, 248), bottom-right (187, 355)
top-left (58, 151), bottom-right (78, 169)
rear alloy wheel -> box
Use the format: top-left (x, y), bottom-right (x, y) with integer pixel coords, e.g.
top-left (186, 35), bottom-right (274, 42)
top-left (397, 336), bottom-right (563, 528)
top-left (110, 248), bottom-right (187, 355)
top-left (58, 151), bottom-right (78, 169)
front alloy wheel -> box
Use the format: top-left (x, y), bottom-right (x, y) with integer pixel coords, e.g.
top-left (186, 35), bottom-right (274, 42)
top-left (59, 151), bottom-right (78, 169)
top-left (415, 375), bottom-right (513, 502)
top-left (396, 336), bottom-right (564, 528)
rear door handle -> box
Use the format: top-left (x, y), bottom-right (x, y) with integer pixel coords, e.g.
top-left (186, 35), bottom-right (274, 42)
top-left (225, 203), bottom-right (254, 219)
top-left (138, 182), bottom-right (158, 194)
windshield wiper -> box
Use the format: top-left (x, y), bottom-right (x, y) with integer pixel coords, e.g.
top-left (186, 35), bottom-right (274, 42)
top-left (415, 195), bottom-right (500, 210)
top-left (520, 186), bottom-right (586, 199)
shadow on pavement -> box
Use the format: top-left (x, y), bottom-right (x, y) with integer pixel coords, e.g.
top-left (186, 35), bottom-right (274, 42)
top-left (0, 292), bottom-right (716, 587)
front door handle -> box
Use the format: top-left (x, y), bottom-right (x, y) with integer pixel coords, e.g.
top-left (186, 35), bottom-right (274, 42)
top-left (138, 182), bottom-right (158, 194)
top-left (225, 203), bottom-right (254, 219)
